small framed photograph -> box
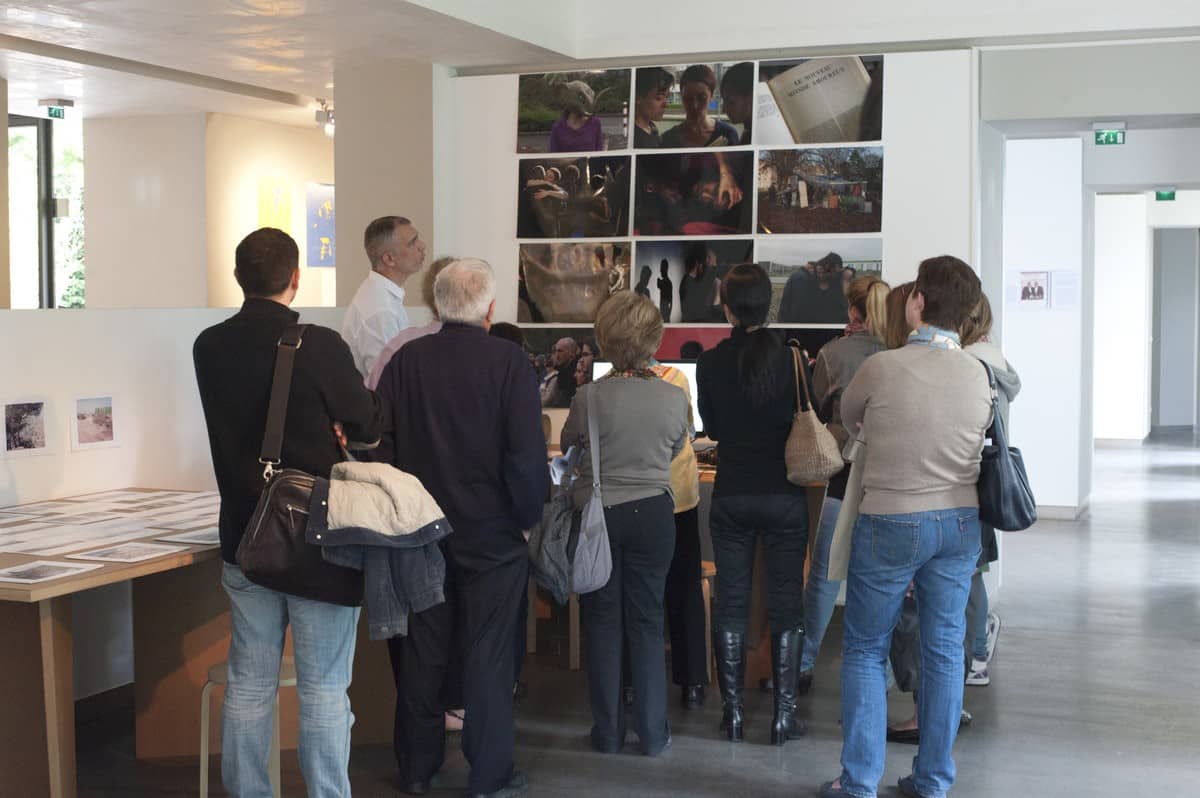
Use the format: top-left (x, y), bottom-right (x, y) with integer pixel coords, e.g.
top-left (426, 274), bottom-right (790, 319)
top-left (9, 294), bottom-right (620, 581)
top-left (1019, 271), bottom-right (1050, 308)
top-left (71, 395), bottom-right (119, 451)
top-left (3, 398), bottom-right (55, 459)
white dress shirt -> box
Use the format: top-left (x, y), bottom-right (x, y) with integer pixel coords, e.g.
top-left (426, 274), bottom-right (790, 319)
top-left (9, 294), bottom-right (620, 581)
top-left (341, 270), bottom-right (410, 377)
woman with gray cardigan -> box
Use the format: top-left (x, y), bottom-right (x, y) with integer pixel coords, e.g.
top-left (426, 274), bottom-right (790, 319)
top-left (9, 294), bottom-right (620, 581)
top-left (561, 292), bottom-right (689, 757)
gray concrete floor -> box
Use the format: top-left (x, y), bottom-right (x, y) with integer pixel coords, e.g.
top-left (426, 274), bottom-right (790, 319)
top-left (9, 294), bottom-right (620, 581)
top-left (78, 435), bottom-right (1200, 796)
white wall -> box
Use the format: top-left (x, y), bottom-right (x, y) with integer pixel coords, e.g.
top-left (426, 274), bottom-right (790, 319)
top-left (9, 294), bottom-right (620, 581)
top-left (1093, 193), bottom-right (1152, 440)
top-left (1001, 138), bottom-right (1086, 510)
top-left (0, 305), bottom-right (342, 698)
top-left (205, 113), bottom-right (336, 308)
top-left (568, 2), bottom-right (1200, 60)
top-left (982, 41), bottom-right (1200, 123)
top-left (83, 114), bottom-right (209, 308)
top-left (1085, 128), bottom-right (1200, 190)
top-left (1152, 228), bottom-right (1199, 427)
top-left (333, 59), bottom-right (436, 306)
top-left (439, 50), bottom-right (974, 319)
top-left (1148, 190), bottom-right (1200, 227)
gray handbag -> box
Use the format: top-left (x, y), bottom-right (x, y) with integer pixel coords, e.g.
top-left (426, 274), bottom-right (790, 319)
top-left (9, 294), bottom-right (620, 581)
top-left (527, 386), bottom-right (612, 602)
top-left (570, 386), bottom-right (613, 595)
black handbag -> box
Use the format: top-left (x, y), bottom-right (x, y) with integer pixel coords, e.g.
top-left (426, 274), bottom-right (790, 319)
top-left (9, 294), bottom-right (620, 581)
top-left (976, 360), bottom-right (1037, 532)
top-left (236, 325), bottom-right (364, 606)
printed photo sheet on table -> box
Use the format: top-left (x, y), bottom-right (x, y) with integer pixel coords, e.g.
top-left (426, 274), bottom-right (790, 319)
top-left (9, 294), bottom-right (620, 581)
top-left (0, 490), bottom-right (219, 556)
top-left (0, 560), bottom-right (103, 584)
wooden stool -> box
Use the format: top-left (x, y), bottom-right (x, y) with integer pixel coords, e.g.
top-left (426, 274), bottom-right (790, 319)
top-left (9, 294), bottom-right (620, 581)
top-left (701, 560), bottom-right (716, 683)
top-left (200, 656), bottom-right (297, 797)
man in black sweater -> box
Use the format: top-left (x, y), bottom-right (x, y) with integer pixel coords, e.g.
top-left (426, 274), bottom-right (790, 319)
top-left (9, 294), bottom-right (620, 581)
top-left (373, 258), bottom-right (547, 798)
top-left (194, 227), bottom-right (384, 797)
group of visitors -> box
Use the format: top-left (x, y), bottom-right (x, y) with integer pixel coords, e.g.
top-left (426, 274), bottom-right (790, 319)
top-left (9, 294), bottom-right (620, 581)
top-left (195, 213), bottom-right (1017, 798)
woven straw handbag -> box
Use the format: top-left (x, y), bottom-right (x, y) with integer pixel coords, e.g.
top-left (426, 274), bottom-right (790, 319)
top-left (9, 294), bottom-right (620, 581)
top-left (784, 345), bottom-right (844, 485)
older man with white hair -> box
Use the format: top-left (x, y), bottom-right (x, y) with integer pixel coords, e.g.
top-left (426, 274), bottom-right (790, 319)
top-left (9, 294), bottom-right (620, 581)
top-left (372, 258), bottom-right (547, 798)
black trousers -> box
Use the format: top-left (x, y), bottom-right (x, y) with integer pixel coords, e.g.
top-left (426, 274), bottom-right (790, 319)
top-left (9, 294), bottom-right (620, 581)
top-left (388, 540), bottom-right (528, 794)
top-left (580, 493), bottom-right (675, 754)
top-left (709, 492), bottom-right (808, 637)
top-left (664, 507), bottom-right (708, 686)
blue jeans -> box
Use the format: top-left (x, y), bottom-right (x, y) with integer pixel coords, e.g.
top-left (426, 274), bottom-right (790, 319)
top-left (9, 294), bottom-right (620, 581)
top-left (801, 496), bottom-right (843, 672)
top-left (970, 571), bottom-right (990, 660)
top-left (838, 509), bottom-right (981, 798)
top-left (221, 563), bottom-right (361, 798)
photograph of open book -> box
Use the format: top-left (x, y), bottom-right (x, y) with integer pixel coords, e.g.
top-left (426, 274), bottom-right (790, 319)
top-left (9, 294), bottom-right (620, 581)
top-left (756, 55), bottom-right (883, 146)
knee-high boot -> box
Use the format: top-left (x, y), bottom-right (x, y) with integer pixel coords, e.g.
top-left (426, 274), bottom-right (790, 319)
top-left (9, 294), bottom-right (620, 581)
top-left (713, 629), bottom-right (745, 742)
top-left (770, 626), bottom-right (807, 744)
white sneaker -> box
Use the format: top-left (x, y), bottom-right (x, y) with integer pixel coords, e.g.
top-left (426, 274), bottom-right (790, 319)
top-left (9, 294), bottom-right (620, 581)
top-left (985, 613), bottom-right (1002, 662)
top-left (966, 658), bottom-right (990, 686)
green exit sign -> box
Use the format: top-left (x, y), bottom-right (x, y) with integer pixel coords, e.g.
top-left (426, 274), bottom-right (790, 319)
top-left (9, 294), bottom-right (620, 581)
top-left (1156, 190), bottom-right (1176, 202)
top-left (47, 106), bottom-right (65, 119)
top-left (1094, 129), bottom-right (1125, 146)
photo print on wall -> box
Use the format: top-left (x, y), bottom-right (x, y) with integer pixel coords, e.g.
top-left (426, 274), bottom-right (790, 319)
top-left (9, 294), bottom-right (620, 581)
top-left (756, 55), bottom-right (884, 146)
top-left (517, 156), bottom-right (631, 238)
top-left (518, 242), bottom-right (631, 323)
top-left (634, 151), bottom-right (754, 236)
top-left (757, 147), bottom-right (883, 234)
top-left (1019, 271), bottom-right (1050, 308)
top-left (517, 70), bottom-right (632, 153)
top-left (632, 62), bottom-right (754, 148)
top-left (633, 239), bottom-right (754, 323)
top-left (658, 326), bottom-right (840, 361)
top-left (3, 399), bottom-right (53, 458)
top-left (756, 237), bottom-right (883, 324)
top-left (71, 395), bottom-right (118, 451)
top-left (520, 326), bottom-right (600, 410)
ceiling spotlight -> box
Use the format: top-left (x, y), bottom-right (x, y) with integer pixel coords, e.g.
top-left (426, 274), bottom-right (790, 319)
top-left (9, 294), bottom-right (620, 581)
top-left (315, 99), bottom-right (335, 136)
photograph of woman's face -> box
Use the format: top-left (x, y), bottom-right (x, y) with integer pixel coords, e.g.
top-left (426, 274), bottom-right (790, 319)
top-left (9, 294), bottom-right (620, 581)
top-left (681, 81), bottom-right (712, 120)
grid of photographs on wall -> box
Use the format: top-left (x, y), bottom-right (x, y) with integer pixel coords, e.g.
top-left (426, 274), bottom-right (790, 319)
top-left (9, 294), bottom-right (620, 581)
top-left (514, 54), bottom-right (885, 404)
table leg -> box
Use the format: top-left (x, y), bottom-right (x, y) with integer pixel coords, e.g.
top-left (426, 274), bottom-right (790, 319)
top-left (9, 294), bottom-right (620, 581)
top-left (0, 597), bottom-right (74, 798)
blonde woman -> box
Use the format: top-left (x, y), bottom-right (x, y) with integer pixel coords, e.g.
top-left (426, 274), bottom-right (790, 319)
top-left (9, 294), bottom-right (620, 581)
top-left (561, 292), bottom-right (689, 756)
top-left (800, 275), bottom-right (891, 691)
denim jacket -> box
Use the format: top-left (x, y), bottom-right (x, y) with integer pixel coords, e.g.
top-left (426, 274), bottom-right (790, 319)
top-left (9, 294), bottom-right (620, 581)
top-left (306, 478), bottom-right (450, 639)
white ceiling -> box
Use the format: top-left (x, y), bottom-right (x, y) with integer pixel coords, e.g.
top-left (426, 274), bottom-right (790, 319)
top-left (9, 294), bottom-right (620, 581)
top-left (0, 0), bottom-right (565, 123)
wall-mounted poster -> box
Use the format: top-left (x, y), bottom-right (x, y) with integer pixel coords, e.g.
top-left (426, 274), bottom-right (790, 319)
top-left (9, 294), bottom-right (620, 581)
top-left (257, 176), bottom-right (292, 234)
top-left (633, 239), bottom-right (754, 323)
top-left (632, 62), bottom-right (754, 148)
top-left (634, 152), bottom-right (754, 236)
top-left (3, 399), bottom-right (53, 458)
top-left (658, 326), bottom-right (840, 360)
top-left (517, 70), bottom-right (631, 153)
top-left (306, 183), bottom-right (336, 267)
top-left (1020, 271), bottom-right (1050, 308)
top-left (518, 242), bottom-right (631, 323)
top-left (71, 395), bottom-right (118, 451)
top-left (757, 147), bottom-right (883, 234)
top-left (517, 156), bottom-right (630, 238)
top-left (756, 237), bottom-right (883, 324)
top-left (756, 56), bottom-right (884, 145)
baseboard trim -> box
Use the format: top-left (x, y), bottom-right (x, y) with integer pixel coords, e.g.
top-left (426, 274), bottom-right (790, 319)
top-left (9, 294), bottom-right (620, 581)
top-left (75, 682), bottom-right (134, 724)
top-left (1037, 503), bottom-right (1087, 521)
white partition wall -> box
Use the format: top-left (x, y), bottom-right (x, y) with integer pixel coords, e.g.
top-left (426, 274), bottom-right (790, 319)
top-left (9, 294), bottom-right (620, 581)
top-left (1093, 193), bottom-right (1152, 440)
top-left (1001, 138), bottom-right (1086, 512)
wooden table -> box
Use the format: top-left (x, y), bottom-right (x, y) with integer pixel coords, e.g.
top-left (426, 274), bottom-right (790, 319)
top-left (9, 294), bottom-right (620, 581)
top-left (0, 489), bottom-right (399, 798)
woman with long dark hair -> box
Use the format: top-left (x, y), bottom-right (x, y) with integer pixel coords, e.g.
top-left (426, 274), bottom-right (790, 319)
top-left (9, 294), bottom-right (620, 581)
top-left (697, 263), bottom-right (810, 745)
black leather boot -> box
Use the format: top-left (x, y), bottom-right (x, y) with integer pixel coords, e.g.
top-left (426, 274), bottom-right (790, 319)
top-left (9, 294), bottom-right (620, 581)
top-left (770, 626), bottom-right (807, 745)
top-left (714, 629), bottom-right (745, 742)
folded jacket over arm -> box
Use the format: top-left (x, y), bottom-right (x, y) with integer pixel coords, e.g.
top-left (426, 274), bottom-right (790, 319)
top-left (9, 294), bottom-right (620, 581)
top-left (307, 461), bottom-right (453, 639)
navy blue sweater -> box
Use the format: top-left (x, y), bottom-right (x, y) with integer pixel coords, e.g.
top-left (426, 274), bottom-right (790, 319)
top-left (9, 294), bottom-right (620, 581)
top-left (372, 323), bottom-right (548, 566)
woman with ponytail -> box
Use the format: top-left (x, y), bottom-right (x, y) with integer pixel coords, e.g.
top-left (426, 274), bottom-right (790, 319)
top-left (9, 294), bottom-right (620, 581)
top-left (697, 263), bottom-right (810, 746)
top-left (799, 275), bottom-right (891, 692)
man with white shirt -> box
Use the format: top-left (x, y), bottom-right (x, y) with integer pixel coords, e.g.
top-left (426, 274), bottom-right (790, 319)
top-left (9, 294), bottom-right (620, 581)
top-left (342, 215), bottom-right (427, 377)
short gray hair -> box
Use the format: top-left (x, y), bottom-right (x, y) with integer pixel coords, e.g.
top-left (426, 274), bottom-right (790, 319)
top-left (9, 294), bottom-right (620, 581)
top-left (434, 258), bottom-right (496, 324)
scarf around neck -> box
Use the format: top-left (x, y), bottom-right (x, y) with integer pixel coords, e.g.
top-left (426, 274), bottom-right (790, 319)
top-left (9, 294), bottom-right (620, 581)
top-left (907, 325), bottom-right (962, 350)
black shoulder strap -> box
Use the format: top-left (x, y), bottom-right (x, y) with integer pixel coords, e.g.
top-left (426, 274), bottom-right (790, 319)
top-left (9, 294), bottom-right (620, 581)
top-left (259, 324), bottom-right (309, 478)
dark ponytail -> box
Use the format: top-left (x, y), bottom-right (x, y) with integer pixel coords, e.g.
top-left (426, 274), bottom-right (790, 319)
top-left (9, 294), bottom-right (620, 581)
top-left (721, 263), bottom-right (782, 407)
